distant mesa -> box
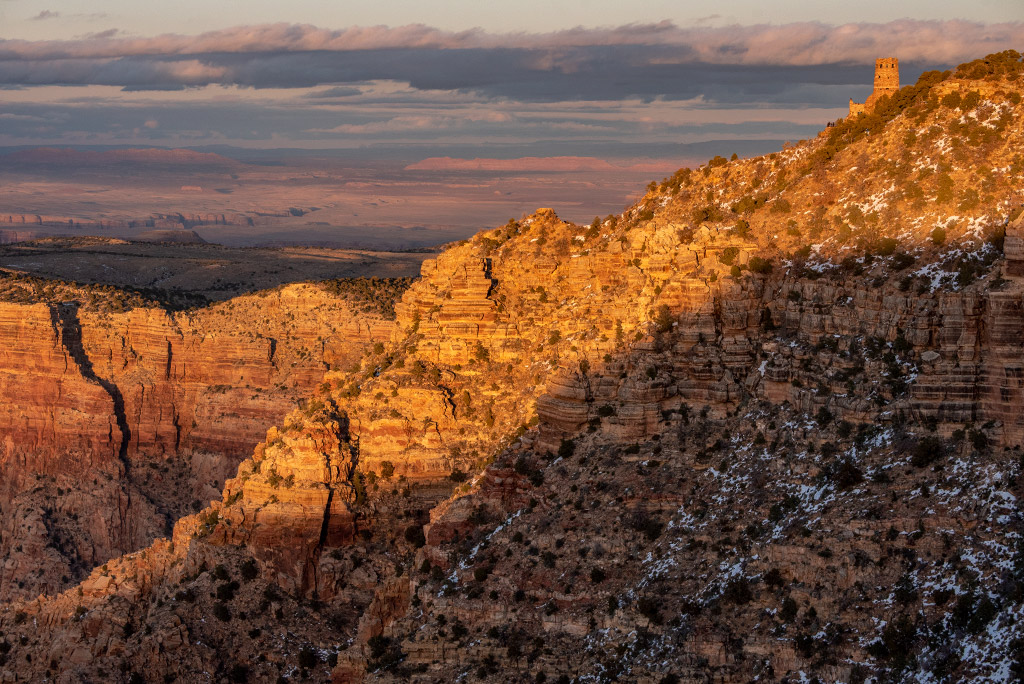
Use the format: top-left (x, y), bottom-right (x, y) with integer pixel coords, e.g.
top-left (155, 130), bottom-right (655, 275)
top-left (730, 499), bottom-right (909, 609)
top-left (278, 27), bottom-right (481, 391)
top-left (134, 229), bottom-right (208, 244)
top-left (406, 156), bottom-right (670, 172)
top-left (849, 57), bottom-right (899, 117)
top-left (1, 147), bottom-right (239, 168)
top-left (0, 229), bottom-right (43, 244)
top-left (0, 228), bottom-right (202, 246)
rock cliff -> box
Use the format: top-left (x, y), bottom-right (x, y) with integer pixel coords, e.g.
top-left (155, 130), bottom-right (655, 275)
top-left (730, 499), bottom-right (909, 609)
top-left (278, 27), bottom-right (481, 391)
top-left (0, 282), bottom-right (396, 601)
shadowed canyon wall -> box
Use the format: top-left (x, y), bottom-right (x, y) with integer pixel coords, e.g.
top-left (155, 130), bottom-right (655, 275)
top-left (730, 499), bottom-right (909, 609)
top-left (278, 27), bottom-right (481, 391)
top-left (0, 283), bottom-right (395, 600)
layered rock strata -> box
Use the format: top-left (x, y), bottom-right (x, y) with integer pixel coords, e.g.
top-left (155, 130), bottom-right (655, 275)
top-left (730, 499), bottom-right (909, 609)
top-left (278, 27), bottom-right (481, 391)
top-left (0, 283), bottom-right (394, 600)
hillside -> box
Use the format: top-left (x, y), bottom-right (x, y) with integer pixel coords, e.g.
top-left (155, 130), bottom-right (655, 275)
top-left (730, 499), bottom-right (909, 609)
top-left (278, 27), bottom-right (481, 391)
top-left (0, 51), bottom-right (1023, 683)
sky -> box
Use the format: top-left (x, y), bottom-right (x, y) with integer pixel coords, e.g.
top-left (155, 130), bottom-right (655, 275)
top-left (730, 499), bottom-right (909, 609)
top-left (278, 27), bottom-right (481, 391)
top-left (0, 1), bottom-right (1021, 160)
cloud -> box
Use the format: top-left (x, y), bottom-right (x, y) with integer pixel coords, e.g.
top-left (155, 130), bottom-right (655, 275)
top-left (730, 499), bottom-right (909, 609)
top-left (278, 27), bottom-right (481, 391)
top-left (308, 110), bottom-right (513, 134)
top-left (0, 19), bottom-right (1018, 106)
top-left (0, 19), bottom-right (1018, 152)
top-left (30, 10), bottom-right (59, 20)
top-left (305, 86), bottom-right (364, 99)
top-left (0, 19), bottom-right (1020, 64)
top-left (0, 112), bottom-right (46, 121)
top-left (82, 29), bottom-right (122, 40)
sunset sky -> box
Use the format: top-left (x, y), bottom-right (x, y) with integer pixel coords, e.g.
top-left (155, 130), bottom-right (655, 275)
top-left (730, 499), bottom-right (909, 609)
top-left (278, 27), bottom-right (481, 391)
top-left (1, 1), bottom-right (1021, 159)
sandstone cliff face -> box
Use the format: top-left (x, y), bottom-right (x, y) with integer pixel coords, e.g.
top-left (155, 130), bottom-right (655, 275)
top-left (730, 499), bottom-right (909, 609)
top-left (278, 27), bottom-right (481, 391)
top-left (0, 283), bottom-right (394, 601)
top-left (0, 303), bottom-right (121, 482)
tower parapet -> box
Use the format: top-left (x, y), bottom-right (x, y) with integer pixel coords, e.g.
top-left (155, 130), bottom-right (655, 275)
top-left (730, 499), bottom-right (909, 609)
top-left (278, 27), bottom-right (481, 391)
top-left (849, 57), bottom-right (899, 117)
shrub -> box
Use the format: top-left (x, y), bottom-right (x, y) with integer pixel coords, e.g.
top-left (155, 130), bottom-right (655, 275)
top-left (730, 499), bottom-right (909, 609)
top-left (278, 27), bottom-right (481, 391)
top-left (380, 461), bottom-right (395, 479)
top-left (722, 577), bottom-right (753, 604)
top-left (764, 568), bottom-right (785, 589)
top-left (795, 632), bottom-right (816, 657)
top-left (294, 646), bottom-right (323, 671)
top-left (213, 603), bottom-right (231, 622)
top-left (779, 597), bottom-right (798, 622)
top-left (877, 614), bottom-right (918, 666)
top-left (748, 256), bottom-right (773, 274)
top-left (637, 597), bottom-right (663, 625)
top-left (829, 458), bottom-right (864, 489)
top-left (629, 511), bottom-right (664, 541)
top-left (368, 635), bottom-right (390, 660)
top-left (731, 193), bottom-right (768, 214)
top-left (931, 226), bottom-right (947, 245)
top-left (892, 252), bottom-right (916, 270)
top-left (912, 435), bottom-right (945, 467)
top-left (404, 525), bottom-right (426, 549)
top-left (969, 429), bottom-right (989, 451)
top-left (240, 559), bottom-right (258, 582)
top-left (266, 468), bottom-right (282, 488)
top-left (590, 568), bottom-right (606, 583)
top-left (894, 573), bottom-right (918, 604)
top-left (653, 304), bottom-right (673, 333)
top-left (216, 581), bottom-right (240, 601)
top-left (451, 621), bottom-right (469, 639)
top-left (875, 237), bottom-right (898, 256)
top-left (941, 91), bottom-right (962, 109)
top-left (720, 247), bottom-right (740, 266)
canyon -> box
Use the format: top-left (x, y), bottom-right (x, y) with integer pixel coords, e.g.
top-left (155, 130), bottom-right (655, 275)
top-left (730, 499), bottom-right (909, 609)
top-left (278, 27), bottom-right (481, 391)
top-left (0, 51), bottom-right (1022, 683)
top-left (0, 277), bottom-right (416, 603)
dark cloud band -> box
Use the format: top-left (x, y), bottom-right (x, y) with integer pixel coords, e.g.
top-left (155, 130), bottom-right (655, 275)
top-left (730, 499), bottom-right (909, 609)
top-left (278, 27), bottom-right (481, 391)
top-left (0, 19), bottom-right (1020, 100)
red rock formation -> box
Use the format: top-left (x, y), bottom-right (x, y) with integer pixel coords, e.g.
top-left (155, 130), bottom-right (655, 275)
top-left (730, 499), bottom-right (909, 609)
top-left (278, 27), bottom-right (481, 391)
top-left (0, 283), bottom-right (395, 600)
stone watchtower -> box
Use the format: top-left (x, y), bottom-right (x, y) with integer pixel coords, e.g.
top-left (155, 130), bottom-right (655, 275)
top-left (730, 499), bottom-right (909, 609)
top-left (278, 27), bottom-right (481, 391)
top-left (849, 57), bottom-right (900, 117)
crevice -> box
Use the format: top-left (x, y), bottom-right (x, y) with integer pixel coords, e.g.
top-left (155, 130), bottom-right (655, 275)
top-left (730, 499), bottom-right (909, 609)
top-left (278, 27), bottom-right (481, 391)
top-left (164, 340), bottom-right (173, 381)
top-left (48, 303), bottom-right (132, 466)
top-left (306, 485), bottom-right (334, 597)
top-left (308, 410), bottom-right (353, 596)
